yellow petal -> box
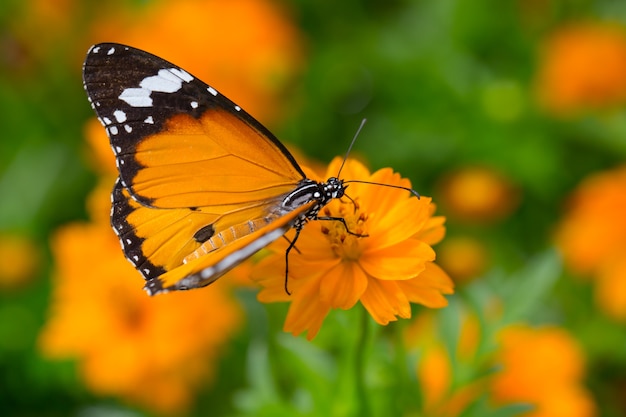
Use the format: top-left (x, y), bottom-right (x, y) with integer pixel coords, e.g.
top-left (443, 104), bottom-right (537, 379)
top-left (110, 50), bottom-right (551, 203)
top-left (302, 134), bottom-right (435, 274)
top-left (283, 276), bottom-right (331, 340)
top-left (367, 197), bottom-right (431, 249)
top-left (397, 263), bottom-right (454, 307)
top-left (319, 261), bottom-right (368, 309)
top-left (360, 278), bottom-right (411, 325)
top-left (360, 239), bottom-right (435, 280)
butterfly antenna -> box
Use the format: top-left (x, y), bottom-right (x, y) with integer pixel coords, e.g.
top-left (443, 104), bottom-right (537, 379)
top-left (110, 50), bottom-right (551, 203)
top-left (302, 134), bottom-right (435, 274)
top-left (336, 118), bottom-right (421, 199)
top-left (343, 179), bottom-right (420, 198)
top-left (337, 118), bottom-right (367, 178)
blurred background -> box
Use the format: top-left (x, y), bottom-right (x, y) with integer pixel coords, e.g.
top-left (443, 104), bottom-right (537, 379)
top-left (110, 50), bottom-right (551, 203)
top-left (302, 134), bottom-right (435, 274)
top-left (2, 0), bottom-right (626, 416)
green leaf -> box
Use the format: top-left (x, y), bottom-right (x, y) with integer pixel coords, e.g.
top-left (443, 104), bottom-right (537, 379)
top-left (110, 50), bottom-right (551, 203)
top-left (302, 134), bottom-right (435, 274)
top-left (500, 248), bottom-right (562, 324)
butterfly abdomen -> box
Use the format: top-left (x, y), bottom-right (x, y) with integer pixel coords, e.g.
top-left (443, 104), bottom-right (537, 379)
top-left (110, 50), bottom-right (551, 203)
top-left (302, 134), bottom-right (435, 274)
top-left (184, 217), bottom-right (276, 263)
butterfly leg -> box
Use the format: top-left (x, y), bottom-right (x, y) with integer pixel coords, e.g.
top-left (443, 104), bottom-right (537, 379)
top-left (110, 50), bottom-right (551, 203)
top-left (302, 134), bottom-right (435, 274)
top-left (316, 216), bottom-right (369, 238)
top-left (283, 226), bottom-right (303, 295)
top-left (281, 235), bottom-right (301, 254)
top-left (341, 193), bottom-right (359, 214)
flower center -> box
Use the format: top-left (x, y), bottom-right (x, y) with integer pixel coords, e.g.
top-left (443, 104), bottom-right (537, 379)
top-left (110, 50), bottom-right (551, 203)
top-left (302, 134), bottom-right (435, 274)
top-left (320, 200), bottom-right (369, 261)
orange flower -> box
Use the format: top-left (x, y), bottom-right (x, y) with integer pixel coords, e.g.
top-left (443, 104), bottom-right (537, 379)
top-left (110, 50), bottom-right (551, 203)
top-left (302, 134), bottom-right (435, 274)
top-left (409, 315), bottom-right (596, 417)
top-left (0, 233), bottom-right (41, 290)
top-left (437, 236), bottom-right (488, 283)
top-left (536, 22), bottom-right (626, 115)
top-left (39, 180), bottom-right (241, 414)
top-left (491, 325), bottom-right (597, 417)
top-left (83, 117), bottom-right (117, 177)
top-left (555, 165), bottom-right (626, 320)
top-left (89, 0), bottom-right (303, 124)
top-left (9, 0), bottom-right (78, 62)
top-left (253, 158), bottom-right (453, 340)
top-left (436, 166), bottom-right (519, 223)
top-left (410, 313), bottom-right (484, 417)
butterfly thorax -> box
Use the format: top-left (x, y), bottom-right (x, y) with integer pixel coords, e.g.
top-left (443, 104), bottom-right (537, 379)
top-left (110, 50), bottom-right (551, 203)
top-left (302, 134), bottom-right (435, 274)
top-left (280, 177), bottom-right (345, 221)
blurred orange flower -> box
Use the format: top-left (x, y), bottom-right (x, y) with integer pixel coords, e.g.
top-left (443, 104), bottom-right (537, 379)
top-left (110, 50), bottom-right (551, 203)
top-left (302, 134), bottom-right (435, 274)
top-left (536, 22), bottom-right (626, 115)
top-left (555, 165), bottom-right (626, 320)
top-left (410, 315), bottom-right (596, 417)
top-left (83, 117), bottom-right (117, 177)
top-left (437, 166), bottom-right (519, 223)
top-left (39, 180), bottom-right (241, 414)
top-left (0, 233), bottom-right (41, 290)
top-left (411, 313), bottom-right (484, 417)
top-left (88, 0), bottom-right (304, 124)
top-left (9, 0), bottom-right (79, 63)
top-left (491, 325), bottom-right (597, 417)
top-left (253, 158), bottom-right (453, 340)
top-left (437, 235), bottom-right (488, 283)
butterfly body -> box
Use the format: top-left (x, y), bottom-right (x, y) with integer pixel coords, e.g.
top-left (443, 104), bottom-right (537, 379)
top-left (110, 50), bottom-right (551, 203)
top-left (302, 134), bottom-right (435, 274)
top-left (83, 43), bottom-right (346, 295)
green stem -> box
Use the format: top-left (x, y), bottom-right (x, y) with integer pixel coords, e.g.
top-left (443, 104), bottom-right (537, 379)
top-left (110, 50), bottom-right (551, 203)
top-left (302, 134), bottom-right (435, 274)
top-left (355, 307), bottom-right (371, 417)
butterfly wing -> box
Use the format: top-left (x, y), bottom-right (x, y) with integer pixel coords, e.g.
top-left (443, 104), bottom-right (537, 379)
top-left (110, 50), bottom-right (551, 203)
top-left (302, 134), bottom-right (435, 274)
top-left (113, 178), bottom-right (316, 294)
top-left (83, 43), bottom-right (307, 292)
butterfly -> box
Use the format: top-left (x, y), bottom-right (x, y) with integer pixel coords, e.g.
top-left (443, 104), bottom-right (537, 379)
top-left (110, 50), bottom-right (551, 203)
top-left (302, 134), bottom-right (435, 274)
top-left (82, 43), bottom-right (370, 296)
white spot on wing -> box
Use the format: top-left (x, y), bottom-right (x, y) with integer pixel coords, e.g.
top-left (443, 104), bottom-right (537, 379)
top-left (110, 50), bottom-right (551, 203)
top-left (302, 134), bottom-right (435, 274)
top-left (119, 88), bottom-right (153, 107)
top-left (144, 116), bottom-right (154, 124)
top-left (107, 47), bottom-right (115, 55)
top-left (234, 105), bottom-right (241, 112)
top-left (170, 68), bottom-right (193, 82)
top-left (92, 46), bottom-right (100, 54)
top-left (108, 126), bottom-right (119, 135)
top-left (190, 101), bottom-right (198, 108)
top-left (207, 86), bottom-right (218, 96)
top-left (113, 110), bottom-right (127, 123)
top-left (140, 68), bottom-right (186, 93)
top-left (124, 124), bottom-right (132, 133)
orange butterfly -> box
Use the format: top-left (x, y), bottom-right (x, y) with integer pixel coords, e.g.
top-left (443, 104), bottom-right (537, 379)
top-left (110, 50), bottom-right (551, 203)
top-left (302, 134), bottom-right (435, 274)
top-left (83, 43), bottom-right (364, 295)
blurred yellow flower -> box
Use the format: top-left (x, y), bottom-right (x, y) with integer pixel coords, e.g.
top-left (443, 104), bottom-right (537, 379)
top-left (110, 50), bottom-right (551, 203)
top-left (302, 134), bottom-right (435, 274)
top-left (89, 0), bottom-right (303, 124)
top-left (437, 166), bottom-right (519, 223)
top-left (410, 315), bottom-right (596, 417)
top-left (9, 0), bottom-right (79, 62)
top-left (253, 158), bottom-right (453, 340)
top-left (39, 182), bottom-right (241, 414)
top-left (411, 313), bottom-right (484, 417)
top-left (555, 165), bottom-right (626, 320)
top-left (491, 325), bottom-right (597, 417)
top-left (536, 22), bottom-right (626, 115)
top-left (83, 117), bottom-right (117, 177)
top-left (437, 236), bottom-right (488, 283)
top-left (0, 233), bottom-right (41, 290)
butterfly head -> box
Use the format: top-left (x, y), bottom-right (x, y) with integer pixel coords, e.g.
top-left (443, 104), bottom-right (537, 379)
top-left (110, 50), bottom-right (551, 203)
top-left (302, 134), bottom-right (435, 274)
top-left (323, 177), bottom-right (345, 200)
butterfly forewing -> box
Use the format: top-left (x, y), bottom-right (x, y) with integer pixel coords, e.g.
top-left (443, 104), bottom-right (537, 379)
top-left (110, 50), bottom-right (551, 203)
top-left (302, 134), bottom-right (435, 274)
top-left (83, 43), bottom-right (306, 208)
top-left (83, 43), bottom-right (318, 293)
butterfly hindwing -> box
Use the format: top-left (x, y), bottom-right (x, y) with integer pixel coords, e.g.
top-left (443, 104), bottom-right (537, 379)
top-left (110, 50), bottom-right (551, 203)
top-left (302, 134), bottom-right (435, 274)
top-left (84, 43), bottom-right (316, 293)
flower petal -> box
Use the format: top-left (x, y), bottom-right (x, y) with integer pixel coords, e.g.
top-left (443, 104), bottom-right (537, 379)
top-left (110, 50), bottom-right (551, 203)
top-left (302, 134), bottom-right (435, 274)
top-left (254, 255), bottom-right (293, 303)
top-left (366, 197), bottom-right (433, 249)
top-left (283, 276), bottom-right (331, 340)
top-left (397, 262), bottom-right (454, 307)
top-left (416, 215), bottom-right (447, 245)
top-left (360, 239), bottom-right (435, 280)
top-left (319, 261), bottom-right (368, 309)
top-left (360, 278), bottom-right (411, 325)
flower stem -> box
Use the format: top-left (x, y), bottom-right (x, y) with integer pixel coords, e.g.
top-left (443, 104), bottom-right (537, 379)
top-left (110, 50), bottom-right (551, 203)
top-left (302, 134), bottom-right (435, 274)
top-left (355, 307), bottom-right (371, 417)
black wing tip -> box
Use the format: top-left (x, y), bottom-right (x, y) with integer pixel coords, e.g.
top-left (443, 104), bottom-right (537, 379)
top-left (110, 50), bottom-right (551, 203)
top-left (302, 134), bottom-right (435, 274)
top-left (144, 279), bottom-right (168, 296)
